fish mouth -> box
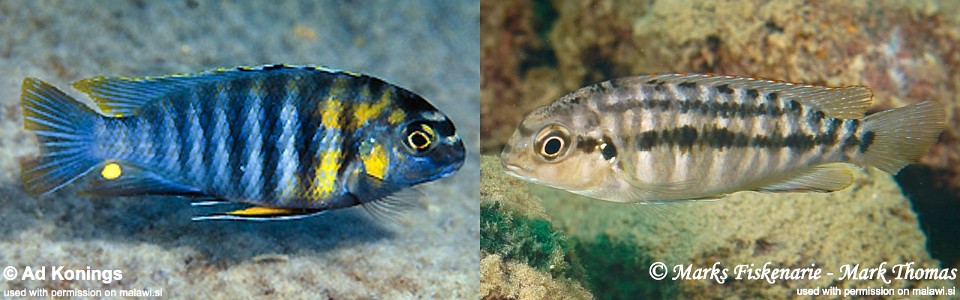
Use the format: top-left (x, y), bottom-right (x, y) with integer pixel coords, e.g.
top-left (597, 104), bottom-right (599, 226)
top-left (500, 161), bottom-right (539, 183)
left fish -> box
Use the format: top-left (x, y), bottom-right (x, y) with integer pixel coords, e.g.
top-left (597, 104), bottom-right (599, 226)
top-left (20, 64), bottom-right (465, 221)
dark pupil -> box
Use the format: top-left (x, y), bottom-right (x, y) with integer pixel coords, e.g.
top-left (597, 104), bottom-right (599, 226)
top-left (544, 138), bottom-right (562, 155)
top-left (410, 132), bottom-right (429, 148)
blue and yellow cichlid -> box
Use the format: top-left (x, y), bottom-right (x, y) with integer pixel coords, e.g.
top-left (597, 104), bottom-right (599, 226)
top-left (20, 64), bottom-right (465, 221)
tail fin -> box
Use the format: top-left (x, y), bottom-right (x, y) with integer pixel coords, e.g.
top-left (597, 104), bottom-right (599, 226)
top-left (859, 101), bottom-right (945, 174)
top-left (20, 78), bottom-right (101, 196)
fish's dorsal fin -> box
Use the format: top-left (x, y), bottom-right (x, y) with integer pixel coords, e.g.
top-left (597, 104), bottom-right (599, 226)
top-left (633, 74), bottom-right (873, 119)
top-left (71, 64), bottom-right (345, 117)
top-left (753, 163), bottom-right (854, 193)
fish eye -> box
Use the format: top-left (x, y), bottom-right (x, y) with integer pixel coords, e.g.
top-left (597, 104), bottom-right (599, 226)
top-left (541, 137), bottom-right (563, 157)
top-left (403, 121), bottom-right (436, 154)
top-left (534, 125), bottom-right (571, 162)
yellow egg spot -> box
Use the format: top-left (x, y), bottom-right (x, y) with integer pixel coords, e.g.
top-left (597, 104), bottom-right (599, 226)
top-left (101, 163), bottom-right (122, 180)
top-left (361, 144), bottom-right (389, 180)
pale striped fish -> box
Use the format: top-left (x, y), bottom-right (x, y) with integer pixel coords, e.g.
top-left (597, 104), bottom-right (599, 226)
top-left (500, 74), bottom-right (944, 203)
top-left (21, 64), bottom-right (464, 220)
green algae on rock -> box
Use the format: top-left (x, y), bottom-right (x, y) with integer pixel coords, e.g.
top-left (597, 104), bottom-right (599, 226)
top-left (480, 155), bottom-right (591, 299)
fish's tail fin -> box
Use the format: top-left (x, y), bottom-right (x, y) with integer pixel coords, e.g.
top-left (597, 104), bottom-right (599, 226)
top-left (20, 78), bottom-right (101, 196)
top-left (858, 101), bottom-right (944, 174)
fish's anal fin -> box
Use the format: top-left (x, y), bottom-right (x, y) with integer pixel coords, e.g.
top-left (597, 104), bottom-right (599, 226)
top-left (754, 163), bottom-right (854, 193)
top-left (641, 74), bottom-right (873, 118)
top-left (81, 162), bottom-right (205, 197)
top-left (192, 206), bottom-right (326, 221)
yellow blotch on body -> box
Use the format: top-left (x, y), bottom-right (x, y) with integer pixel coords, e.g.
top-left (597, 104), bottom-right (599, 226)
top-left (321, 100), bottom-right (343, 129)
top-left (310, 150), bottom-right (342, 200)
top-left (354, 88), bottom-right (393, 125)
top-left (388, 109), bottom-right (406, 124)
top-left (101, 163), bottom-right (122, 180)
top-left (319, 78), bottom-right (349, 129)
top-left (362, 143), bottom-right (389, 180)
top-left (354, 100), bottom-right (388, 126)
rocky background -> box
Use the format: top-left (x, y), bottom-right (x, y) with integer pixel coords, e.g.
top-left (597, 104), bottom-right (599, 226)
top-left (481, 0), bottom-right (960, 298)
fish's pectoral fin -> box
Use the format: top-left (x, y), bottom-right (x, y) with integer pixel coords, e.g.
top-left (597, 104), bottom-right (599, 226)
top-left (81, 161), bottom-right (206, 197)
top-left (348, 172), bottom-right (420, 222)
top-left (753, 163), bottom-right (854, 193)
top-left (357, 188), bottom-right (423, 223)
top-left (192, 206), bottom-right (326, 221)
top-left (617, 155), bottom-right (706, 202)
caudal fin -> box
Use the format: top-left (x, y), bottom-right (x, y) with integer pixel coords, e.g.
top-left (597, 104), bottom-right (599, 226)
top-left (20, 78), bottom-right (101, 196)
top-left (859, 101), bottom-right (945, 174)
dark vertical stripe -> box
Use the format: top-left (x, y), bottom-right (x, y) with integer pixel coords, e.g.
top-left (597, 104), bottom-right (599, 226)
top-left (295, 73), bottom-right (327, 196)
top-left (202, 83), bottom-right (224, 192)
top-left (176, 98), bottom-right (194, 179)
top-left (149, 102), bottom-right (170, 170)
top-left (260, 73), bottom-right (286, 203)
top-left (227, 77), bottom-right (250, 197)
top-left (859, 131), bottom-right (875, 153)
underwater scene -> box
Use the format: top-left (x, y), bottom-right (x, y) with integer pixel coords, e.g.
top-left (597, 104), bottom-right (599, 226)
top-left (0, 0), bottom-right (478, 298)
top-left (481, 0), bottom-right (960, 299)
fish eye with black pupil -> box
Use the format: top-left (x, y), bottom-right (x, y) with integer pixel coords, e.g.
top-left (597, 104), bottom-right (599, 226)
top-left (541, 136), bottom-right (563, 157)
top-left (404, 122), bottom-right (435, 154)
top-left (535, 125), bottom-right (570, 161)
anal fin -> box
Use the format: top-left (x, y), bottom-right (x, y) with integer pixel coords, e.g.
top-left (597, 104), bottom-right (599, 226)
top-left (192, 206), bottom-right (326, 221)
top-left (754, 163), bottom-right (854, 193)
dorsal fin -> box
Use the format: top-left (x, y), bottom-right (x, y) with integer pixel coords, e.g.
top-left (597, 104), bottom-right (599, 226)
top-left (628, 74), bottom-right (874, 119)
top-left (71, 64), bottom-right (347, 117)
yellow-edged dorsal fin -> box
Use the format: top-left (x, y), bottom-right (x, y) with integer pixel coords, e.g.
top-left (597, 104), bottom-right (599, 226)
top-left (71, 64), bottom-right (350, 117)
